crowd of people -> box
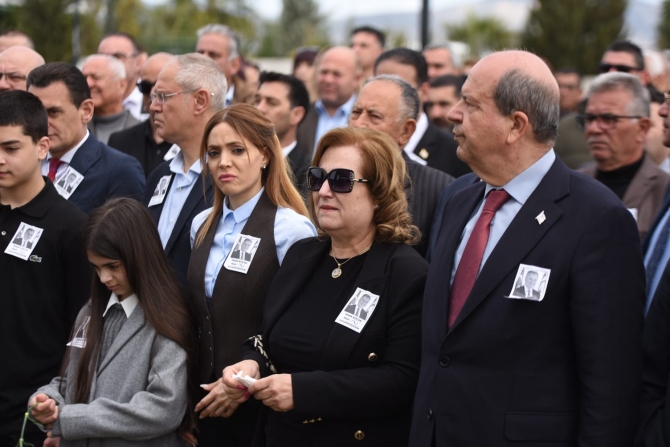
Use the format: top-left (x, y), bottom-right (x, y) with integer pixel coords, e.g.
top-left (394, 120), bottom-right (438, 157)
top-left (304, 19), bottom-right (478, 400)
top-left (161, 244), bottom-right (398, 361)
top-left (2, 22), bottom-right (670, 447)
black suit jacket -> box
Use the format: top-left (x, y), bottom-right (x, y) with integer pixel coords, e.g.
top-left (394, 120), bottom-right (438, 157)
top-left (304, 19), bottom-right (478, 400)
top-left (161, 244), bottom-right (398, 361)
top-left (413, 121), bottom-right (471, 178)
top-left (410, 159), bottom-right (644, 447)
top-left (108, 120), bottom-right (173, 178)
top-left (243, 238), bottom-right (428, 447)
top-left (142, 161), bottom-right (214, 289)
top-left (403, 152), bottom-right (454, 257)
top-left (296, 106), bottom-right (318, 156)
top-left (643, 183), bottom-right (670, 256)
top-left (286, 145), bottom-right (311, 196)
top-left (66, 134), bottom-right (145, 214)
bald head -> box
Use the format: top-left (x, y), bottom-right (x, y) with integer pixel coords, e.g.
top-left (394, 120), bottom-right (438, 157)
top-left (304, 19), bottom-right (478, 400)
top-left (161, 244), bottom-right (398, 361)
top-left (447, 50), bottom-right (560, 185)
top-left (317, 46), bottom-right (361, 112)
top-left (0, 46), bottom-right (45, 91)
top-left (0, 32), bottom-right (34, 51)
top-left (139, 52), bottom-right (172, 115)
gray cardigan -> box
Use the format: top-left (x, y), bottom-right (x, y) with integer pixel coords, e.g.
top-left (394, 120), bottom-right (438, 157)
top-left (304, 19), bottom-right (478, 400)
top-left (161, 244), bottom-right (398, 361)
top-left (31, 302), bottom-right (188, 446)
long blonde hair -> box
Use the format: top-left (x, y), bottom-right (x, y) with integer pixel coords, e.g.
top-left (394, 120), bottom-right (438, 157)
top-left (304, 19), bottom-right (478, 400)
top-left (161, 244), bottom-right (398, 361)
top-left (195, 104), bottom-right (308, 247)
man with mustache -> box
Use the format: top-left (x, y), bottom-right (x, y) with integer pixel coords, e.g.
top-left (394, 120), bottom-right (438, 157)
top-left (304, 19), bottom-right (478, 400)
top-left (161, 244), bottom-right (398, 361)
top-left (578, 72), bottom-right (669, 241)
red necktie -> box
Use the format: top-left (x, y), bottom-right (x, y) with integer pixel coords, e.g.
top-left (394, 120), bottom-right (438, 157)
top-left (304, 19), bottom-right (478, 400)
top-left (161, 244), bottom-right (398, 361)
top-left (47, 158), bottom-right (62, 182)
top-left (448, 189), bottom-right (511, 329)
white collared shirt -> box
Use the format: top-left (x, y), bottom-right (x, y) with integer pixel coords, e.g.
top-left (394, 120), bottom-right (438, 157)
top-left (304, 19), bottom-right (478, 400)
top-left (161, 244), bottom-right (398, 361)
top-left (41, 130), bottom-right (90, 179)
top-left (103, 292), bottom-right (139, 318)
top-left (403, 113), bottom-right (429, 165)
top-left (225, 83), bottom-right (235, 108)
top-left (282, 141), bottom-right (297, 158)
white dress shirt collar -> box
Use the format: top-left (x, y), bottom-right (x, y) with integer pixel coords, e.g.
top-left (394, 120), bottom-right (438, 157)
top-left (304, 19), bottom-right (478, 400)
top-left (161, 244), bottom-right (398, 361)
top-left (403, 112), bottom-right (429, 165)
top-left (46, 130), bottom-right (90, 164)
top-left (103, 292), bottom-right (139, 318)
top-left (225, 83), bottom-right (235, 107)
top-left (282, 141), bottom-right (297, 158)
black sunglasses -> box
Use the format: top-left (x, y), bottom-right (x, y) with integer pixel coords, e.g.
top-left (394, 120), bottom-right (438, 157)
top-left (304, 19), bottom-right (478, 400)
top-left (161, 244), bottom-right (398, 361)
top-left (306, 167), bottom-right (369, 193)
top-left (598, 62), bottom-right (641, 74)
top-left (137, 80), bottom-right (156, 95)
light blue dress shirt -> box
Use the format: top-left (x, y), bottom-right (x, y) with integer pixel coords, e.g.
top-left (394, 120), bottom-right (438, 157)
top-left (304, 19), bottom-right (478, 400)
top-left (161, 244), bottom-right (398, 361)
top-left (451, 149), bottom-right (556, 284)
top-left (313, 95), bottom-right (357, 153)
top-left (190, 188), bottom-right (317, 298)
top-left (644, 209), bottom-right (670, 313)
top-left (157, 152), bottom-right (202, 248)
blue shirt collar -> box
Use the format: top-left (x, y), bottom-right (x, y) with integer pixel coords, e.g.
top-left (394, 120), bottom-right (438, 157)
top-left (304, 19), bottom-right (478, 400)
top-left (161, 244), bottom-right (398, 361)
top-left (169, 151), bottom-right (203, 176)
top-left (485, 149), bottom-right (556, 205)
top-left (222, 187), bottom-right (264, 223)
top-left (315, 94), bottom-right (357, 118)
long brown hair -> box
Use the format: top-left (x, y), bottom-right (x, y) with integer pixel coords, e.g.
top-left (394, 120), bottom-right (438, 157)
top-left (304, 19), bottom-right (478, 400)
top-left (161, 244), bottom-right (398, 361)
top-left (67, 198), bottom-right (197, 438)
top-left (308, 127), bottom-right (420, 244)
top-left (195, 103), bottom-right (308, 247)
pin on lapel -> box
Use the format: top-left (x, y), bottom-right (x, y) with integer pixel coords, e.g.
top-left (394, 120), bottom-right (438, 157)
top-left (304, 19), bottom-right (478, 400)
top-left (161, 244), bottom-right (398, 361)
top-left (535, 211), bottom-right (546, 225)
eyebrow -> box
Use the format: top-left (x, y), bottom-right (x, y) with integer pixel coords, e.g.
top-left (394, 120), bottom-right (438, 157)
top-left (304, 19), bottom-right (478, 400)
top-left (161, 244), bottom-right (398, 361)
top-left (0, 139), bottom-right (21, 146)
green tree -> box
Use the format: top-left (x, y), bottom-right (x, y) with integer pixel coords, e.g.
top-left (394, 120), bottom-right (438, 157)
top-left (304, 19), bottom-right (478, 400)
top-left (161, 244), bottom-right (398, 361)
top-left (658, 0), bottom-right (670, 48)
top-left (446, 14), bottom-right (514, 58)
top-left (274, 0), bottom-right (329, 56)
top-left (521, 0), bottom-right (627, 74)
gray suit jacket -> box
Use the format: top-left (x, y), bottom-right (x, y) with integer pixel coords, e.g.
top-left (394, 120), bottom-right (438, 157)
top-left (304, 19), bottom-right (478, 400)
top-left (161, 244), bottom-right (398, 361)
top-left (32, 302), bottom-right (188, 447)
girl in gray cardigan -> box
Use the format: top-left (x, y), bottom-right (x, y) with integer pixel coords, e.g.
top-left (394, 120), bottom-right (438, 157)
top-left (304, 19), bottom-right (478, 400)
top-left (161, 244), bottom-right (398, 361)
top-left (29, 198), bottom-right (198, 446)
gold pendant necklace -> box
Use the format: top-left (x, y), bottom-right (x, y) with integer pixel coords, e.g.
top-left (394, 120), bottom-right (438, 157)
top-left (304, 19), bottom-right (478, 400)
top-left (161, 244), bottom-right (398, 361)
top-left (331, 243), bottom-right (372, 278)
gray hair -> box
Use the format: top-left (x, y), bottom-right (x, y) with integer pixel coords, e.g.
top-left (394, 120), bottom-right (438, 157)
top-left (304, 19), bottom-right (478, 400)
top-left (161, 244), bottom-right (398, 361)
top-left (170, 53), bottom-right (227, 112)
top-left (494, 69), bottom-right (560, 144)
top-left (423, 42), bottom-right (456, 67)
top-left (196, 24), bottom-right (239, 61)
top-left (365, 74), bottom-right (420, 122)
top-left (586, 72), bottom-right (650, 117)
top-left (80, 54), bottom-right (126, 81)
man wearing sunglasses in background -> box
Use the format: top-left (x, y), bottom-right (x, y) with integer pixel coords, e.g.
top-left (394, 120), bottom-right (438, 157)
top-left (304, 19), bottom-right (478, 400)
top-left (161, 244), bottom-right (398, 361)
top-left (97, 33), bottom-right (148, 121)
top-left (0, 45), bottom-right (44, 92)
top-left (578, 72), bottom-right (669, 241)
top-left (109, 52), bottom-right (174, 177)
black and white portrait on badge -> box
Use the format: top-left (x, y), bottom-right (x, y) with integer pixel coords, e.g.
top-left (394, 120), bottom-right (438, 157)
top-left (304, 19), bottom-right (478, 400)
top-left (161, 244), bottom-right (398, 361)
top-left (5, 222), bottom-right (44, 261)
top-left (149, 174), bottom-right (172, 207)
top-left (508, 263), bottom-right (551, 302)
top-left (224, 234), bottom-right (261, 274)
top-left (336, 288), bottom-right (380, 332)
top-left (54, 166), bottom-right (84, 200)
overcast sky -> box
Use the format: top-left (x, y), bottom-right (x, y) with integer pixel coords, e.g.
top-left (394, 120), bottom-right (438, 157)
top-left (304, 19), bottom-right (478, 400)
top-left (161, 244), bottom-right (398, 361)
top-left (250, 0), bottom-right (663, 20)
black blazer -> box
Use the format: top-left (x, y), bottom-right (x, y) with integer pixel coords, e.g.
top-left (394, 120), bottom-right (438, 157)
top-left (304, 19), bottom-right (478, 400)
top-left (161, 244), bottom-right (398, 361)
top-left (66, 134), bottom-right (145, 214)
top-left (108, 120), bottom-right (173, 178)
top-left (410, 159), bottom-right (644, 446)
top-left (286, 145), bottom-right (311, 195)
top-left (142, 161), bottom-right (214, 289)
top-left (244, 238), bottom-right (428, 447)
top-left (296, 106), bottom-right (318, 156)
top-left (413, 121), bottom-right (471, 178)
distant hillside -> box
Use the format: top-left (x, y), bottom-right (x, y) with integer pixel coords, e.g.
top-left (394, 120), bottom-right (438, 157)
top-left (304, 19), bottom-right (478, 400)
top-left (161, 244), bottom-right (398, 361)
top-left (329, 0), bottom-right (661, 49)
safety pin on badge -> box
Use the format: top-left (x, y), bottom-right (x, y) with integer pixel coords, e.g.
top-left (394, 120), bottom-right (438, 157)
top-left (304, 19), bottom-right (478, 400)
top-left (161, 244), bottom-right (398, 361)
top-left (535, 211), bottom-right (546, 225)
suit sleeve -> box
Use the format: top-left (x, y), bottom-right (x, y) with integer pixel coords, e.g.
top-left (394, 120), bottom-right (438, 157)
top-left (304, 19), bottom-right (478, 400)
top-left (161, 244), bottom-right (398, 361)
top-left (53, 336), bottom-right (187, 441)
top-left (107, 153), bottom-right (145, 201)
top-left (290, 261), bottom-right (426, 419)
top-left (570, 203), bottom-right (644, 446)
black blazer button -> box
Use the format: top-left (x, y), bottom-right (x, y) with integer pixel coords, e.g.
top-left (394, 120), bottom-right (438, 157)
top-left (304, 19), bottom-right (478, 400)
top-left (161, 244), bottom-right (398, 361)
top-left (427, 409), bottom-right (433, 419)
top-left (439, 356), bottom-right (450, 367)
top-left (367, 352), bottom-right (378, 362)
top-left (354, 430), bottom-right (365, 440)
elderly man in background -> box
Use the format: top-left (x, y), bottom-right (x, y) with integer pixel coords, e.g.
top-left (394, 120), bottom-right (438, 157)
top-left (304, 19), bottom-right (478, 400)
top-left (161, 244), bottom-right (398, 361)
top-left (0, 46), bottom-right (44, 92)
top-left (82, 54), bottom-right (140, 144)
top-left (349, 74), bottom-right (453, 257)
top-left (97, 32), bottom-right (148, 121)
top-left (578, 72), bottom-right (669, 240)
top-left (423, 43), bottom-right (458, 81)
top-left (108, 52), bottom-right (174, 176)
top-left (196, 24), bottom-right (254, 107)
top-left (0, 30), bottom-right (33, 51)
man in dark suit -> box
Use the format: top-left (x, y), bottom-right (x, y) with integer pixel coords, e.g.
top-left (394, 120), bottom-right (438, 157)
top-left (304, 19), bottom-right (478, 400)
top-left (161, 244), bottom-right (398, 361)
top-left (108, 52), bottom-right (174, 177)
top-left (410, 50), bottom-right (644, 447)
top-left (349, 75), bottom-right (453, 257)
top-left (511, 270), bottom-right (541, 299)
top-left (27, 62), bottom-right (144, 214)
top-left (374, 48), bottom-right (471, 178)
top-left (255, 71), bottom-right (311, 194)
top-left (142, 53), bottom-right (221, 288)
top-left (231, 238), bottom-right (252, 261)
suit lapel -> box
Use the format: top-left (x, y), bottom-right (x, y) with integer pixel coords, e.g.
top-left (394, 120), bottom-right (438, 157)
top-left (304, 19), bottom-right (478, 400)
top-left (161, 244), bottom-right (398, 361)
top-left (97, 305), bottom-right (146, 375)
top-left (165, 174), bottom-right (212, 253)
top-left (319, 243), bottom-right (392, 371)
top-left (622, 155), bottom-right (655, 209)
top-left (69, 136), bottom-right (102, 177)
top-left (448, 160), bottom-right (570, 334)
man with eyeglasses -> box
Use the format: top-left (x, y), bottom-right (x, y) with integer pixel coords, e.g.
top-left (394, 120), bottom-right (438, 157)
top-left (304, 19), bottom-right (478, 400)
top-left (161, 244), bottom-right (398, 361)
top-left (578, 72), bottom-right (669, 241)
top-left (141, 53), bottom-right (223, 288)
top-left (108, 52), bottom-right (174, 177)
top-left (0, 45), bottom-right (44, 92)
top-left (97, 33), bottom-right (148, 121)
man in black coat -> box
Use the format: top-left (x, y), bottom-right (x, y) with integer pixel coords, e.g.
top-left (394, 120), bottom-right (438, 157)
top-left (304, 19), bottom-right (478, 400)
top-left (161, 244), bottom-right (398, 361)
top-left (411, 50), bottom-right (644, 447)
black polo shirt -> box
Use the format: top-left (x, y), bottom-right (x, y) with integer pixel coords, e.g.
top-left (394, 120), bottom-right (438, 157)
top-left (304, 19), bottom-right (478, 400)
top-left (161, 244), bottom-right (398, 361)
top-left (0, 178), bottom-right (91, 442)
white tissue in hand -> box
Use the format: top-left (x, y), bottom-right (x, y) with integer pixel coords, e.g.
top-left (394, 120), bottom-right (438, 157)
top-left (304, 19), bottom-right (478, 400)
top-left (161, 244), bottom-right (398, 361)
top-left (232, 371), bottom-right (257, 388)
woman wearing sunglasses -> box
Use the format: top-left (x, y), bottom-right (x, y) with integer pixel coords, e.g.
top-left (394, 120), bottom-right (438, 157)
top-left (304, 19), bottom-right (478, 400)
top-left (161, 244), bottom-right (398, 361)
top-left (221, 127), bottom-right (429, 446)
top-left (187, 104), bottom-right (316, 447)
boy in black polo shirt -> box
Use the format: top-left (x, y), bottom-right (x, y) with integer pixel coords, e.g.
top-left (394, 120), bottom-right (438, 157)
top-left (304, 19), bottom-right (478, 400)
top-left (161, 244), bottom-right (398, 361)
top-left (0, 90), bottom-right (91, 447)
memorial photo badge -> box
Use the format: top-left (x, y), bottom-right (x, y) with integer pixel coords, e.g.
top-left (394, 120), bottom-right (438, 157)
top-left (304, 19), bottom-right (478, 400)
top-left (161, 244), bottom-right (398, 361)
top-left (54, 166), bottom-right (84, 199)
top-left (335, 288), bottom-right (380, 333)
top-left (5, 223), bottom-right (44, 261)
top-left (223, 234), bottom-right (261, 274)
top-left (506, 263), bottom-right (551, 302)
top-left (148, 174), bottom-right (172, 207)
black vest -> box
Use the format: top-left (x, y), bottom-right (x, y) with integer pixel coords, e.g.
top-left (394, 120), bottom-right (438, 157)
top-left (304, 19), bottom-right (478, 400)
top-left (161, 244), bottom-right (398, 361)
top-left (187, 192), bottom-right (279, 383)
